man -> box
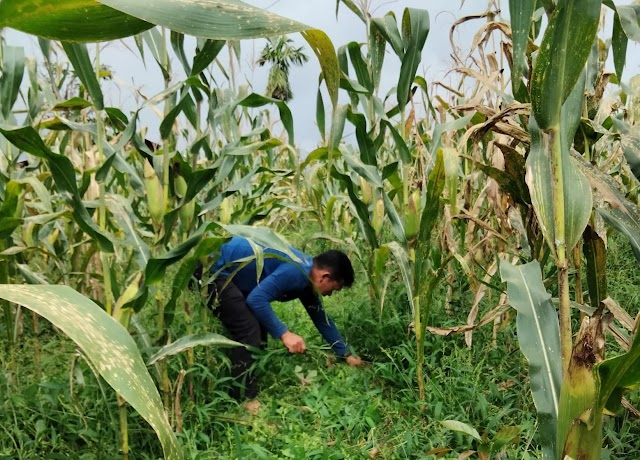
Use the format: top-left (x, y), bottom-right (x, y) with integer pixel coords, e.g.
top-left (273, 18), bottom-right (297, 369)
top-left (208, 236), bottom-right (363, 402)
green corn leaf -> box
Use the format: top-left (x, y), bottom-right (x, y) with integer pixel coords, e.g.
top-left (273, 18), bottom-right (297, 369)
top-left (397, 8), bottom-right (429, 111)
top-left (219, 225), bottom-right (302, 263)
top-left (620, 125), bottom-right (640, 182)
top-left (343, 153), bottom-right (382, 187)
top-left (617, 4), bottom-right (640, 42)
top-left (99, 0), bottom-right (308, 39)
top-left (414, 149), bottom-right (445, 283)
top-left (530, 0), bottom-right (601, 129)
top-left (329, 104), bottom-right (348, 151)
top-left (599, 208), bottom-right (640, 263)
top-left (191, 39), bottom-right (225, 76)
top-left (0, 0), bottom-right (153, 42)
top-left (508, 0), bottom-right (535, 97)
top-left (331, 168), bottom-right (378, 249)
top-left (0, 125), bottom-right (114, 252)
top-left (61, 42), bottom-right (104, 110)
top-left (105, 194), bottom-right (151, 270)
top-left (0, 285), bottom-right (182, 460)
top-left (385, 241), bottom-right (415, 315)
top-left (146, 224), bottom-right (210, 284)
top-left (141, 28), bottom-right (171, 81)
top-left (347, 42), bottom-right (372, 93)
top-left (0, 217), bottom-right (22, 240)
top-left (53, 97), bottom-right (93, 111)
top-left (300, 29), bottom-right (340, 109)
top-left (380, 121), bottom-right (412, 164)
top-left (526, 115), bottom-right (592, 257)
top-left (583, 226), bottom-right (607, 308)
top-left (170, 31), bottom-right (191, 76)
top-left (371, 12), bottom-right (404, 59)
top-left (500, 260), bottom-right (561, 460)
top-left (316, 84), bottom-right (326, 142)
top-left (612, 6), bottom-right (629, 82)
top-left (237, 93), bottom-right (294, 145)
top-left (369, 21), bottom-right (386, 93)
top-left (148, 332), bottom-right (242, 366)
top-left (336, 0), bottom-right (366, 23)
top-left (346, 109), bottom-right (377, 166)
top-left (0, 46), bottom-right (25, 120)
top-left (594, 325), bottom-right (640, 417)
top-left (443, 147), bottom-right (459, 215)
top-left (382, 191), bottom-right (407, 246)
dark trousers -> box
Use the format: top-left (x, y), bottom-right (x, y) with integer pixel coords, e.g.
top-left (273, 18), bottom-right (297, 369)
top-left (209, 278), bottom-right (267, 400)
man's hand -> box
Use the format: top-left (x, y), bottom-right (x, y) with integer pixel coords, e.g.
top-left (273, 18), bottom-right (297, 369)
top-left (281, 331), bottom-right (306, 353)
top-left (345, 355), bottom-right (364, 367)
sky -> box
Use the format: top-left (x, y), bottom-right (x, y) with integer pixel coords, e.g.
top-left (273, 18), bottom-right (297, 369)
top-left (4, 0), bottom-right (640, 152)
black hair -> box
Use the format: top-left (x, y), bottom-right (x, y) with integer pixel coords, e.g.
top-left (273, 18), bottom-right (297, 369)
top-left (313, 250), bottom-right (355, 287)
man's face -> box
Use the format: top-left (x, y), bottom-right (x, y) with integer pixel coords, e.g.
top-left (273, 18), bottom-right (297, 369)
top-left (311, 269), bottom-right (344, 296)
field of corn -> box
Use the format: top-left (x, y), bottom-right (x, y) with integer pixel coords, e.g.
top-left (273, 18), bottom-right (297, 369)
top-left (2, 0), bottom-right (640, 459)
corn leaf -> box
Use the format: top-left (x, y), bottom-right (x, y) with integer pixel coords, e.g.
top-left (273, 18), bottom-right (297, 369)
top-left (61, 42), bottom-right (104, 110)
top-left (99, 0), bottom-right (308, 39)
top-left (530, 0), bottom-right (601, 129)
top-left (0, 125), bottom-right (114, 252)
top-left (0, 285), bottom-right (182, 460)
top-left (620, 125), bottom-right (640, 183)
top-left (414, 149), bottom-right (445, 283)
top-left (148, 332), bottom-right (242, 366)
top-left (369, 21), bottom-right (386, 93)
top-left (611, 5), bottom-right (629, 81)
top-left (594, 325), bottom-right (640, 416)
top-left (508, 0), bottom-right (535, 97)
top-left (0, 0), bottom-right (152, 42)
top-left (191, 40), bottom-right (225, 76)
top-left (347, 42), bottom-right (372, 93)
top-left (0, 46), bottom-right (25, 120)
top-left (599, 208), bottom-right (640, 263)
top-left (617, 4), bottom-right (640, 42)
top-left (397, 8), bottom-right (429, 111)
top-left (237, 94), bottom-right (294, 145)
top-left (583, 226), bottom-right (607, 308)
top-left (526, 113), bottom-right (592, 257)
top-left (105, 194), bottom-right (151, 270)
top-left (500, 260), bottom-right (561, 460)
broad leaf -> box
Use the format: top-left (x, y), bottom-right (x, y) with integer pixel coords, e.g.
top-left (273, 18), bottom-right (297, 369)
top-left (0, 0), bottom-right (152, 42)
top-left (0, 285), bottom-right (182, 460)
top-left (500, 260), bottom-right (561, 460)
top-left (526, 115), bottom-right (592, 257)
top-left (99, 0), bottom-right (309, 40)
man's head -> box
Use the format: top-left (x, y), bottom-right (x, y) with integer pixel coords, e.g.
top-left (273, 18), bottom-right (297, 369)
top-left (310, 250), bottom-right (354, 296)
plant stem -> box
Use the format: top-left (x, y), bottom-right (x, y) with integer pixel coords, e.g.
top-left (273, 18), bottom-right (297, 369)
top-left (550, 127), bottom-right (571, 373)
top-left (117, 393), bottom-right (129, 460)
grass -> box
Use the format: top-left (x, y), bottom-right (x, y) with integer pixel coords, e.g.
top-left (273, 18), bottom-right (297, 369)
top-left (1, 235), bottom-right (639, 459)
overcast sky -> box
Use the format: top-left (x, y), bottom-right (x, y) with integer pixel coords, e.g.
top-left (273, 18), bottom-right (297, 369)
top-left (5, 0), bottom-right (640, 152)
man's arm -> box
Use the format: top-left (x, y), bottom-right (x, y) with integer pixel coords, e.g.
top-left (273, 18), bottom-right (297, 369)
top-left (245, 265), bottom-right (307, 353)
top-left (299, 290), bottom-right (351, 357)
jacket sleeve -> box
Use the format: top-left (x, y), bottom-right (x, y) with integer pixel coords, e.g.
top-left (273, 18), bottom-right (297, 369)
top-left (299, 290), bottom-right (349, 357)
top-left (245, 264), bottom-right (298, 339)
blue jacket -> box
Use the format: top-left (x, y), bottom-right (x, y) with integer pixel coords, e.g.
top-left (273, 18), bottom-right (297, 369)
top-left (212, 237), bottom-right (349, 356)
